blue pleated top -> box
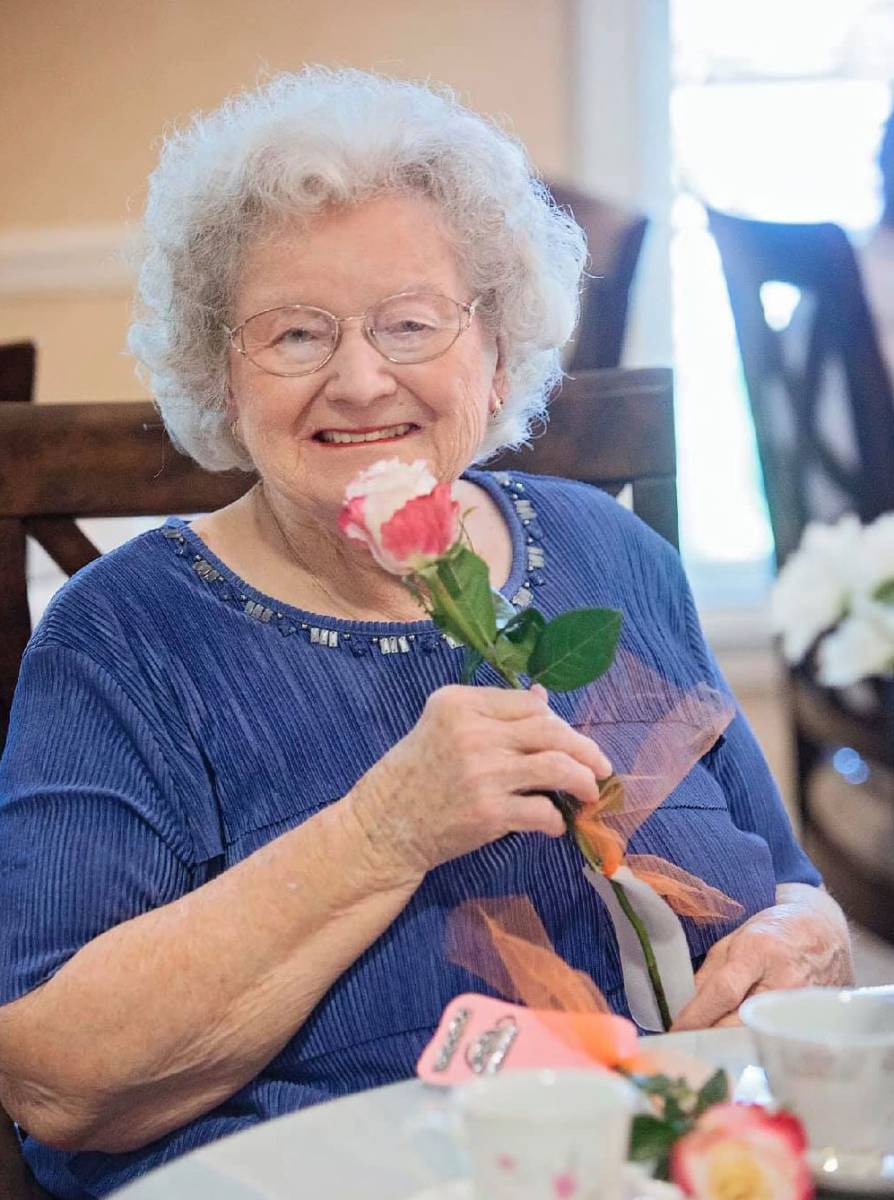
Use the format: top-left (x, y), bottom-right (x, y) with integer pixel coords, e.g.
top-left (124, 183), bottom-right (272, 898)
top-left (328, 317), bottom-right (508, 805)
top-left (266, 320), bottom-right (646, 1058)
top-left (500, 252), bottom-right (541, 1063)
top-left (0, 471), bottom-right (819, 1198)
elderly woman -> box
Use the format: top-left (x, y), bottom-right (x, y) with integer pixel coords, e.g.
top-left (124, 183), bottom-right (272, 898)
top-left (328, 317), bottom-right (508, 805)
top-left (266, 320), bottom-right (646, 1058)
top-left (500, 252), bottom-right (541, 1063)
top-left (0, 68), bottom-right (851, 1198)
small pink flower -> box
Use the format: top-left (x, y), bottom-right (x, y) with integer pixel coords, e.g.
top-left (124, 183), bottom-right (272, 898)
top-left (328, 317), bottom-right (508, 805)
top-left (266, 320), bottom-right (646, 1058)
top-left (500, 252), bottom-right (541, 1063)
top-left (552, 1170), bottom-right (579, 1198)
top-left (338, 458), bottom-right (460, 575)
top-left (670, 1103), bottom-right (812, 1200)
top-left (496, 1154), bottom-right (516, 1172)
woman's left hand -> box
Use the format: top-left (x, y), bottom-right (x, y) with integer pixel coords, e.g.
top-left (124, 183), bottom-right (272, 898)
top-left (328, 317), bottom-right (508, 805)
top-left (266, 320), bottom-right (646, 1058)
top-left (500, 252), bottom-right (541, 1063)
top-left (671, 883), bottom-right (854, 1030)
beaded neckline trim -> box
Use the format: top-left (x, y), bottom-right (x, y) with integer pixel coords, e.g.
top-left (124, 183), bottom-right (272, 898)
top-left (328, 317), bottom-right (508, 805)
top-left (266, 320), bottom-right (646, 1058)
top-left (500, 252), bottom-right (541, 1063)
top-left (162, 472), bottom-right (546, 658)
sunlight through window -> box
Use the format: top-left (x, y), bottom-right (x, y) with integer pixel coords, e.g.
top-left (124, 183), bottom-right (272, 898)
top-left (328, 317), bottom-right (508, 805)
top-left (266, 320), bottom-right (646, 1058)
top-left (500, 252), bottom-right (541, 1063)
top-left (670, 0), bottom-right (892, 607)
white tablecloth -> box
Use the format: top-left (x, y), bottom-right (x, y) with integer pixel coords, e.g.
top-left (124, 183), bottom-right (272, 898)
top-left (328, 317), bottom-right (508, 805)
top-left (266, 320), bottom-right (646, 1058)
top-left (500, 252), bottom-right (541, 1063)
top-left (114, 1028), bottom-right (758, 1200)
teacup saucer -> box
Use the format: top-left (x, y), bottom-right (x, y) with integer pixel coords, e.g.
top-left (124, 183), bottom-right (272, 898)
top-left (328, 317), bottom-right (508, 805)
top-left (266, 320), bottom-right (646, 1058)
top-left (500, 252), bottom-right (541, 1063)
top-left (810, 1151), bottom-right (894, 1196)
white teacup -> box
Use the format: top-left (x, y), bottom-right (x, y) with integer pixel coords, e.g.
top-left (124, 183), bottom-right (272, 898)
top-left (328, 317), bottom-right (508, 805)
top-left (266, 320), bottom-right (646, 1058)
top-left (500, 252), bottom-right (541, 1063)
top-left (740, 987), bottom-right (894, 1186)
top-left (457, 1068), bottom-right (637, 1200)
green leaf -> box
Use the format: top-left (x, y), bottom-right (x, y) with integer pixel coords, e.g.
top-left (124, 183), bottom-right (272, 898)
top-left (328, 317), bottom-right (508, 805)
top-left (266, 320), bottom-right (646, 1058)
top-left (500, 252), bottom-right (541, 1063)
top-left (662, 1096), bottom-right (687, 1126)
top-left (492, 608), bottom-right (547, 676)
top-left (629, 1074), bottom-right (678, 1099)
top-left (420, 546), bottom-right (498, 653)
top-left (438, 547), bottom-right (497, 639)
top-left (694, 1068), bottom-right (729, 1115)
top-left (461, 647), bottom-right (484, 684)
top-left (628, 1114), bottom-right (680, 1163)
top-left (528, 608), bottom-right (622, 691)
top-left (873, 578), bottom-right (894, 605)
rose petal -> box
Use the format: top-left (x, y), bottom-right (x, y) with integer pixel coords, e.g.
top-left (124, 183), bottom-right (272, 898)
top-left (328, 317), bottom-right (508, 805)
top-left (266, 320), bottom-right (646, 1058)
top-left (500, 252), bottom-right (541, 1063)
top-left (670, 1104), bottom-right (812, 1200)
top-left (340, 460), bottom-right (460, 576)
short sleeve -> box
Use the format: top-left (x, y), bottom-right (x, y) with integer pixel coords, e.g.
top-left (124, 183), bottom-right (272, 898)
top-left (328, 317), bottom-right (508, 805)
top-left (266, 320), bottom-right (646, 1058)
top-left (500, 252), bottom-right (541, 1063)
top-left (0, 640), bottom-right (196, 1004)
top-left (672, 559), bottom-right (822, 888)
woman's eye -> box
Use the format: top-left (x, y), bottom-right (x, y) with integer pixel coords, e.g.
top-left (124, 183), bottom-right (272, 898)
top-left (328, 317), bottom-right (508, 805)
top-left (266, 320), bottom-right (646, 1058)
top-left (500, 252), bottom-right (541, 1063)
top-left (388, 319), bottom-right (433, 335)
top-left (277, 326), bottom-right (321, 344)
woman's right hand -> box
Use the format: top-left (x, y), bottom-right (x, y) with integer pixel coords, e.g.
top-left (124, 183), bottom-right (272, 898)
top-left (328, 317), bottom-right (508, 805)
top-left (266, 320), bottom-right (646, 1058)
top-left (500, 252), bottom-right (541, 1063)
top-left (343, 684), bottom-right (613, 883)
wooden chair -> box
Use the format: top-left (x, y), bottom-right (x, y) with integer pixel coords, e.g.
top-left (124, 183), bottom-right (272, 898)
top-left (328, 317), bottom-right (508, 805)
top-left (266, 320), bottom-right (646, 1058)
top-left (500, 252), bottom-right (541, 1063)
top-left (548, 182), bottom-right (649, 370)
top-left (0, 343), bottom-right (35, 405)
top-left (1, 366), bottom-right (675, 745)
top-left (0, 340), bottom-right (48, 1200)
top-left (0, 367), bottom-right (674, 1197)
top-left (708, 208), bottom-right (894, 943)
top-left (491, 365), bottom-right (676, 544)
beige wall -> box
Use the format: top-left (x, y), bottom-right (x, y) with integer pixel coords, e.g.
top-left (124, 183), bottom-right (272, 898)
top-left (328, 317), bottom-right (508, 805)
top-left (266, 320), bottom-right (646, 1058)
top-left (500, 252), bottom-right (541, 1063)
top-left (0, 0), bottom-right (573, 404)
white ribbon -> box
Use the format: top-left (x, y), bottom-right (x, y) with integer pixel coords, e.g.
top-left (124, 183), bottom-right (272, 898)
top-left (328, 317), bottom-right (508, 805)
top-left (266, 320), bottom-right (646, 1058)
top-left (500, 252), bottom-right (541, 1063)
top-left (584, 865), bottom-right (696, 1032)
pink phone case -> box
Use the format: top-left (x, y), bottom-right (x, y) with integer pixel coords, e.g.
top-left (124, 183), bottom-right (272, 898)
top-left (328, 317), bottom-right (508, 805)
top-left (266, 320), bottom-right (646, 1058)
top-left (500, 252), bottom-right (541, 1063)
top-left (417, 992), bottom-right (617, 1086)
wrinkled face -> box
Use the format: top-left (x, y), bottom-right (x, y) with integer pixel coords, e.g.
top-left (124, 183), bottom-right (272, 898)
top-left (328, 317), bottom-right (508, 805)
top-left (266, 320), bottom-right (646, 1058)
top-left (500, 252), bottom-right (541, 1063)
top-left (227, 192), bottom-right (506, 522)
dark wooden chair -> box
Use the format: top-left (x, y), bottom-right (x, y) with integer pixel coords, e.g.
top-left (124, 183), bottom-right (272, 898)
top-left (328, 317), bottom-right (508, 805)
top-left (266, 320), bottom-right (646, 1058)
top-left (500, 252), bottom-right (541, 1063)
top-left (0, 340), bottom-right (49, 1200)
top-left (708, 208), bottom-right (894, 943)
top-left (0, 343), bottom-right (35, 406)
top-left (492, 365), bottom-right (676, 544)
top-left (0, 367), bottom-right (674, 1197)
top-left (548, 182), bottom-right (649, 370)
top-left (1, 366), bottom-right (676, 745)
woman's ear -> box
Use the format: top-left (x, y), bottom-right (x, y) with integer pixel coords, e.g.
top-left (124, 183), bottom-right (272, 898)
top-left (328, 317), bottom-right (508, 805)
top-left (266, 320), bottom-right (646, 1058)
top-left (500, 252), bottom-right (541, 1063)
top-left (489, 339), bottom-right (508, 415)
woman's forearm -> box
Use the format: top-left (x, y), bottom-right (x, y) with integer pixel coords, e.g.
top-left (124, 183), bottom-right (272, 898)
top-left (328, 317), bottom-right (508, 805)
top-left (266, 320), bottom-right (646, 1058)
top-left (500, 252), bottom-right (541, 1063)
top-left (0, 788), bottom-right (422, 1153)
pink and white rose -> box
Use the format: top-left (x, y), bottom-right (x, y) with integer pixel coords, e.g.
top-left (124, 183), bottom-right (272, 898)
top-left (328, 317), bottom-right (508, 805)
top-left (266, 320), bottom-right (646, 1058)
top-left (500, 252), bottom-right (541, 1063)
top-left (338, 458), bottom-right (461, 576)
top-left (670, 1103), bottom-right (812, 1200)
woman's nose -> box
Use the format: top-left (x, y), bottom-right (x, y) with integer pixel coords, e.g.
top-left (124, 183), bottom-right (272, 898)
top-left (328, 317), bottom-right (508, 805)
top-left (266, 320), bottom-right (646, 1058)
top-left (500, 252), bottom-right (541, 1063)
top-left (321, 323), bottom-right (398, 406)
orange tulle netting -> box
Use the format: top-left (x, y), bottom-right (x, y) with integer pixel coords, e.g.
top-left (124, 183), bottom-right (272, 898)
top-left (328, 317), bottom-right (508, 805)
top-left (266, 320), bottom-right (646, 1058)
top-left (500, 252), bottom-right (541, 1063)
top-left (565, 655), bottom-right (744, 926)
top-left (446, 898), bottom-right (716, 1083)
top-left (442, 660), bottom-right (750, 1071)
top-left (446, 897), bottom-right (637, 1069)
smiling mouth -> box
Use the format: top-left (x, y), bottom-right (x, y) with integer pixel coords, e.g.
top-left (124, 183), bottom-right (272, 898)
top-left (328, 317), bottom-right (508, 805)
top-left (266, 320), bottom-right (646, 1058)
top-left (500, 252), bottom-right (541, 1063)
top-left (314, 423), bottom-right (418, 445)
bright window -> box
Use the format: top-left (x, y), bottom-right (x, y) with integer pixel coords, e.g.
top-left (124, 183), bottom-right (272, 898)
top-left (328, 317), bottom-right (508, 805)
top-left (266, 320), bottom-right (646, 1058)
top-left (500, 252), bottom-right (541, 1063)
top-left (670, 0), bottom-right (892, 607)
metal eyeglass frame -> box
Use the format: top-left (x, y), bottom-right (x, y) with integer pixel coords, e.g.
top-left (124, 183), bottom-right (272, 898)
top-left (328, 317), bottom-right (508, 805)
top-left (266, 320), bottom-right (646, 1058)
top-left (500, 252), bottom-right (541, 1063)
top-left (225, 291), bottom-right (482, 377)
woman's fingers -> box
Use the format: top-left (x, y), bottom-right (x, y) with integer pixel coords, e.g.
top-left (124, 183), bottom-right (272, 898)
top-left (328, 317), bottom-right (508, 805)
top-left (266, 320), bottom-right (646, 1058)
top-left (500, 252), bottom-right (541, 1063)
top-left (440, 684), bottom-right (548, 720)
top-left (509, 793), bottom-right (567, 837)
top-left (672, 893), bottom-right (855, 1031)
top-left (512, 750), bottom-right (602, 808)
top-left (508, 714), bottom-right (613, 780)
top-left (709, 1011), bottom-right (745, 1029)
top-left (670, 934), bottom-right (761, 1030)
top-left (672, 918), bottom-right (793, 1031)
top-left (375, 684), bottom-right (619, 872)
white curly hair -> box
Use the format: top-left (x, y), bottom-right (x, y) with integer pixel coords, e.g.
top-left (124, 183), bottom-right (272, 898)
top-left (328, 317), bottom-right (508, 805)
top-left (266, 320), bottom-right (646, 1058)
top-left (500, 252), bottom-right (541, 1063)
top-left (128, 67), bottom-right (587, 471)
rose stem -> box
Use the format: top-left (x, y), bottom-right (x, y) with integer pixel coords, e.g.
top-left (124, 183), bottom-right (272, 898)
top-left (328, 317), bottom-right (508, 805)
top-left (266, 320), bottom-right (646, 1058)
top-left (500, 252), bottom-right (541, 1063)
top-left (550, 788), bottom-right (673, 1033)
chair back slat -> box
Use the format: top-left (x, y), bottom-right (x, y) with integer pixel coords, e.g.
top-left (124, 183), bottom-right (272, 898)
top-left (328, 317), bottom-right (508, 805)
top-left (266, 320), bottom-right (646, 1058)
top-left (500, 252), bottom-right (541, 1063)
top-left (707, 208), bottom-right (894, 566)
top-left (547, 182), bottom-right (648, 371)
top-left (25, 518), bottom-right (102, 578)
top-left (0, 519), bottom-right (30, 743)
top-left (0, 403), bottom-right (251, 518)
top-left (0, 342), bottom-right (36, 405)
top-left (0, 341), bottom-right (36, 766)
top-left (491, 367), bottom-right (676, 541)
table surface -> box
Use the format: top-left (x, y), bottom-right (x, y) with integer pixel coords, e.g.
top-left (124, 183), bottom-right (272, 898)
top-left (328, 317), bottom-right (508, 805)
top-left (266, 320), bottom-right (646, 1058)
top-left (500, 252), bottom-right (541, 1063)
top-left (114, 1028), bottom-right (764, 1200)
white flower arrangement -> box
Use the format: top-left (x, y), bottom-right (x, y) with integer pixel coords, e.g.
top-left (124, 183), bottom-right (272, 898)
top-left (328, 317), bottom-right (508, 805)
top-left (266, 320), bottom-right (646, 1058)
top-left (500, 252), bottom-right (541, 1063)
top-left (770, 513), bottom-right (894, 687)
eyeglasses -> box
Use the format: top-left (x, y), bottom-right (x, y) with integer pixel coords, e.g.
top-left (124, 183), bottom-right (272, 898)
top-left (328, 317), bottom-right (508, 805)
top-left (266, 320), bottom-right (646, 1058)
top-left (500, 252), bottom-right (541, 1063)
top-left (226, 291), bottom-right (481, 377)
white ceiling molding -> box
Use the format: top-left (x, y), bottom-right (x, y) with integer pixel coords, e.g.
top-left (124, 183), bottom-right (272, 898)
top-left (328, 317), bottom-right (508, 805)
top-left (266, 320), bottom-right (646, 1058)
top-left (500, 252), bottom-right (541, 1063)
top-left (0, 224), bottom-right (141, 297)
